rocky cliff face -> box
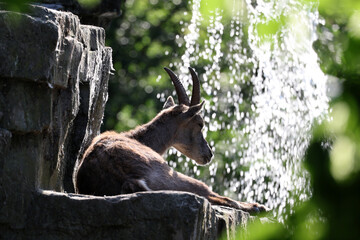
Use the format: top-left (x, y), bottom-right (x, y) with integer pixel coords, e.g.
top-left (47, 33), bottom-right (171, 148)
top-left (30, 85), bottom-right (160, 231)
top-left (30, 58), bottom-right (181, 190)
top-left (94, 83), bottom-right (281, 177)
top-left (25, 190), bottom-right (252, 240)
top-left (0, 4), bottom-right (254, 239)
top-left (0, 2), bottom-right (112, 231)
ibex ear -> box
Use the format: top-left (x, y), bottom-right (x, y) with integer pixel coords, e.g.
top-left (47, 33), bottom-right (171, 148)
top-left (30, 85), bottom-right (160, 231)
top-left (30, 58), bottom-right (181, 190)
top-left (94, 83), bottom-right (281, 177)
top-left (163, 96), bottom-right (175, 109)
top-left (183, 101), bottom-right (204, 119)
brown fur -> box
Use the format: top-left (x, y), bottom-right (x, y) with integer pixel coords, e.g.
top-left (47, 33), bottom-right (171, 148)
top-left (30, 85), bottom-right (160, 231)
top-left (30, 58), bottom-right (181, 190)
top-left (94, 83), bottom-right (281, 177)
top-left (74, 103), bottom-right (268, 214)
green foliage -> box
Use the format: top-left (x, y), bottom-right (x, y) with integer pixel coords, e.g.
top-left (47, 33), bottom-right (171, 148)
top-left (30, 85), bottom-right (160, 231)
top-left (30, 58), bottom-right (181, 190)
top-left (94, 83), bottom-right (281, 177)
top-left (103, 0), bottom-right (190, 132)
top-left (256, 18), bottom-right (283, 40)
top-left (77, 0), bottom-right (101, 9)
top-left (199, 0), bottom-right (235, 19)
top-left (0, 0), bottom-right (33, 12)
top-left (233, 0), bottom-right (360, 238)
top-left (313, 0), bottom-right (360, 77)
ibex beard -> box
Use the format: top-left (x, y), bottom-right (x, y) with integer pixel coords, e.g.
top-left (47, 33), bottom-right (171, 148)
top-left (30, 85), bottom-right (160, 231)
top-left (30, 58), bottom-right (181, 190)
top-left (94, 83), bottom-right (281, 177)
top-left (74, 67), bottom-right (268, 214)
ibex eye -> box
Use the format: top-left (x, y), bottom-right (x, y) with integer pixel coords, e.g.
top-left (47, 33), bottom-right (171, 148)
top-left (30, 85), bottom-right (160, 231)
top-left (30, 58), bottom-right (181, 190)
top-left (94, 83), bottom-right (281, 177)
top-left (199, 123), bottom-right (204, 129)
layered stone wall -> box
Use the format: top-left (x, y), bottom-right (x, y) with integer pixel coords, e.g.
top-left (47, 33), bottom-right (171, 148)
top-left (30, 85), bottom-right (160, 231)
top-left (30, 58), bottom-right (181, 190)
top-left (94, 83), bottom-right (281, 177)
top-left (0, 3), bottom-right (112, 234)
top-left (0, 4), bottom-right (255, 239)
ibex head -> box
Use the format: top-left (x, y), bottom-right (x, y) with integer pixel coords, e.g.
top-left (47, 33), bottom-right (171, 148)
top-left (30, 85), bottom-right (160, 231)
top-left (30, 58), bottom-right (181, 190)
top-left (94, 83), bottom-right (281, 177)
top-left (163, 67), bottom-right (213, 165)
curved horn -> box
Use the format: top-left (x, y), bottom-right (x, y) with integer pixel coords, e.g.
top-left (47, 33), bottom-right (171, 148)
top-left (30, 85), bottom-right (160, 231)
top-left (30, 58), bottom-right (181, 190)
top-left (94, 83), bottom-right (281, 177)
top-left (164, 67), bottom-right (190, 106)
top-left (188, 67), bottom-right (200, 106)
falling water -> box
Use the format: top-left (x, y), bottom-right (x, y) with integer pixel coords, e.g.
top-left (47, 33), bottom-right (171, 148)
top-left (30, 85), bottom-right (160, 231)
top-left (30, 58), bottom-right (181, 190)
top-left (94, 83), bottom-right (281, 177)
top-left (166, 0), bottom-right (329, 220)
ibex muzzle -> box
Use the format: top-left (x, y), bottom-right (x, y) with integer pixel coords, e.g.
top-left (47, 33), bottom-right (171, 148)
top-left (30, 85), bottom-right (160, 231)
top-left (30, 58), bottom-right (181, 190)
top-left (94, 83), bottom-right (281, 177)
top-left (163, 67), bottom-right (213, 165)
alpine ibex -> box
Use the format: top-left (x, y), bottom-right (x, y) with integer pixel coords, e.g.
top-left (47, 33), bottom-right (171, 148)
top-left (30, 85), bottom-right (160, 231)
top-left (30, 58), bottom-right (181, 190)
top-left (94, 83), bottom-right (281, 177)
top-left (74, 67), bottom-right (268, 214)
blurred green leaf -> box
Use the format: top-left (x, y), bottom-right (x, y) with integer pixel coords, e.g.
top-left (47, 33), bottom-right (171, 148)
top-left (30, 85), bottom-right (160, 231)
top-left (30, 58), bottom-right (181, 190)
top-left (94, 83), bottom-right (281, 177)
top-left (1, 0), bottom-right (33, 12)
top-left (255, 18), bottom-right (283, 41)
top-left (77, 0), bottom-right (101, 9)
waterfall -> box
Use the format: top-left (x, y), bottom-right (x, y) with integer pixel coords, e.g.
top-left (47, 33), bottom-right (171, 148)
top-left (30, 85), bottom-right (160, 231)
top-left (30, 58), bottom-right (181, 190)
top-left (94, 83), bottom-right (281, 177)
top-left (167, 0), bottom-right (329, 220)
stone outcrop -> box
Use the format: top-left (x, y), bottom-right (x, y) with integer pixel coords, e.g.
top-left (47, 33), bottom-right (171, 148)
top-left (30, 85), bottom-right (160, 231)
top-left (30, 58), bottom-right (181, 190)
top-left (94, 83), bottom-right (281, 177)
top-left (0, 2), bottom-right (111, 229)
top-left (23, 190), bottom-right (252, 239)
top-left (0, 4), bottom-right (255, 239)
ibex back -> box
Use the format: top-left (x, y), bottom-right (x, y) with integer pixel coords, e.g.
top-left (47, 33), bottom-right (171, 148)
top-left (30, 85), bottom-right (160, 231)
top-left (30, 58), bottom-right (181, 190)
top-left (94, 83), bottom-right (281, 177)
top-left (74, 67), bottom-right (267, 214)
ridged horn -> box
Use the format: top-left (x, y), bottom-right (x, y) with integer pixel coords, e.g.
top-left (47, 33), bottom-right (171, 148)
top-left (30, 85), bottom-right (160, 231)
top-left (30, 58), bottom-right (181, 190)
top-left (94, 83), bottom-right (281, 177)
top-left (164, 67), bottom-right (190, 106)
top-left (188, 67), bottom-right (200, 106)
